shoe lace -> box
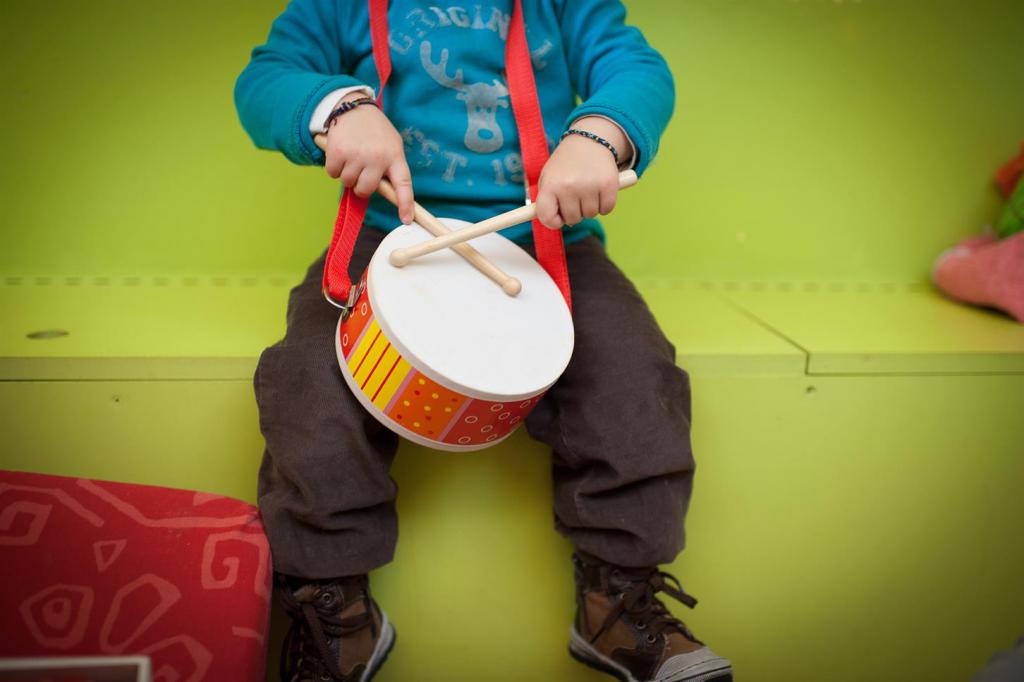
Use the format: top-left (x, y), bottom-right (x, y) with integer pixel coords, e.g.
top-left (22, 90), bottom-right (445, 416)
top-left (591, 568), bottom-right (700, 647)
top-left (279, 583), bottom-right (378, 682)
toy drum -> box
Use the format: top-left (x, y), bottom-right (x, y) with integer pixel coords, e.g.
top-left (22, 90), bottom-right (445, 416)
top-left (336, 218), bottom-right (574, 451)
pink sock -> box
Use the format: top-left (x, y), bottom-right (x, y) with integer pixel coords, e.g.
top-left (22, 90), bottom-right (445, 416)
top-left (933, 232), bottom-right (1024, 323)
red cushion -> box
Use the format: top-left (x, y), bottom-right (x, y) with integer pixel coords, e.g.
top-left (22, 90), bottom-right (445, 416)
top-left (0, 470), bottom-right (270, 680)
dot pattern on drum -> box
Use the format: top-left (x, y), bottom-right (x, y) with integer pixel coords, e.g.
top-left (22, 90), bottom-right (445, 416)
top-left (387, 372), bottom-right (468, 440)
top-left (338, 276), bottom-right (544, 449)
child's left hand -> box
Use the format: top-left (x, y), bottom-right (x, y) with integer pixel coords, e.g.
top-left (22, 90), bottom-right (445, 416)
top-left (536, 116), bottom-right (632, 229)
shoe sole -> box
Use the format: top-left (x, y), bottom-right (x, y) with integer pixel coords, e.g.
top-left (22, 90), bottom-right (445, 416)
top-left (362, 614), bottom-right (396, 682)
top-left (568, 627), bottom-right (733, 682)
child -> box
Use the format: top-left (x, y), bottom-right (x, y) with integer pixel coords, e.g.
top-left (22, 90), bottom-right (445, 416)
top-left (235, 1), bottom-right (733, 680)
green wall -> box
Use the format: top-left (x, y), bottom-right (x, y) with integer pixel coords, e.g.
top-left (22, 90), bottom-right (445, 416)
top-left (2, 1), bottom-right (1022, 283)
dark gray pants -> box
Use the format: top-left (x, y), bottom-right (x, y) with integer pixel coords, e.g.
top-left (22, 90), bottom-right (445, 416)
top-left (254, 227), bottom-right (695, 578)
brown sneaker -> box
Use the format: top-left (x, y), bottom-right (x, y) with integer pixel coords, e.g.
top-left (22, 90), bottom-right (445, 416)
top-left (276, 574), bottom-right (395, 682)
top-left (569, 553), bottom-right (732, 682)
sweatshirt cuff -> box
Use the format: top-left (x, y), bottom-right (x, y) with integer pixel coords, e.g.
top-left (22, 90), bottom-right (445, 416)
top-left (565, 103), bottom-right (654, 176)
top-left (288, 75), bottom-right (373, 165)
top-left (309, 85), bottom-right (377, 134)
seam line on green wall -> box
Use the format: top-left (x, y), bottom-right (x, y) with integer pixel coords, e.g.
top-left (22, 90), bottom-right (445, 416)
top-left (718, 294), bottom-right (812, 375)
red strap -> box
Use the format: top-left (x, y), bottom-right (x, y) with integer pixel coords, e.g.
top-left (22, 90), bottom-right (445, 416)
top-left (324, 0), bottom-right (571, 309)
top-left (322, 0), bottom-right (391, 305)
top-left (368, 0), bottom-right (392, 109)
top-left (506, 0), bottom-right (571, 308)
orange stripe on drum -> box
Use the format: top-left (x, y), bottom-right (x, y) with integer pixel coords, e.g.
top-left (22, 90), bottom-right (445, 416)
top-left (385, 372), bottom-right (469, 440)
top-left (342, 312), bottom-right (373, 361)
top-left (339, 279), bottom-right (373, 360)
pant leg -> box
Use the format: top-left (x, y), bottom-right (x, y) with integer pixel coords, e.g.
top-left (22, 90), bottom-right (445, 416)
top-left (255, 226), bottom-right (400, 579)
top-left (524, 236), bottom-right (695, 568)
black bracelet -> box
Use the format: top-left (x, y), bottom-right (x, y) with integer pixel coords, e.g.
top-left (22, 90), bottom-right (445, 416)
top-left (325, 97), bottom-right (378, 128)
top-left (560, 128), bottom-right (619, 164)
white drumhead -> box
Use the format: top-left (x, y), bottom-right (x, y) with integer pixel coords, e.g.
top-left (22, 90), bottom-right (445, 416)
top-left (367, 220), bottom-right (574, 401)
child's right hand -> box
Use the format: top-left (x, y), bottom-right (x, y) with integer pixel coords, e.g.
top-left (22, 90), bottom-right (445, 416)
top-left (324, 93), bottom-right (415, 225)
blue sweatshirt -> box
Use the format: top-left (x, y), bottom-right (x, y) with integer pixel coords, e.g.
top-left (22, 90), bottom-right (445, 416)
top-left (235, 0), bottom-right (674, 245)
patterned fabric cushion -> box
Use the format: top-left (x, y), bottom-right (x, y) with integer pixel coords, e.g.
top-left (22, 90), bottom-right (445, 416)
top-left (0, 470), bottom-right (270, 681)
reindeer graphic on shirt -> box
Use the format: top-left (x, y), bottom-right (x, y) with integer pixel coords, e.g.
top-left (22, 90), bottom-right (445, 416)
top-left (420, 40), bottom-right (509, 154)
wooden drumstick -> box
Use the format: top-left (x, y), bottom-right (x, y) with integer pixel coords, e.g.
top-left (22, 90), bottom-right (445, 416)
top-left (389, 170), bottom-right (639, 267)
top-left (313, 133), bottom-right (521, 296)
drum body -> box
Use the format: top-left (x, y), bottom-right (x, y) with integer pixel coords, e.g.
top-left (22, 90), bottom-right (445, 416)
top-left (336, 219), bottom-right (574, 451)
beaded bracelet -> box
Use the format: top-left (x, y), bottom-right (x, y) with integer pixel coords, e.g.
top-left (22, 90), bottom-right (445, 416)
top-left (560, 128), bottom-right (619, 164)
top-left (325, 97), bottom-right (378, 128)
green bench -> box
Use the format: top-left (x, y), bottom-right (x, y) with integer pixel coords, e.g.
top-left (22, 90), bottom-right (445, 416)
top-left (2, 1), bottom-right (1023, 680)
top-left (4, 275), bottom-right (1023, 681)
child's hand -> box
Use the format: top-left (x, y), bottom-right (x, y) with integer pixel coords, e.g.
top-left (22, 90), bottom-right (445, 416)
top-left (535, 117), bottom-right (631, 229)
top-left (324, 93), bottom-right (415, 224)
